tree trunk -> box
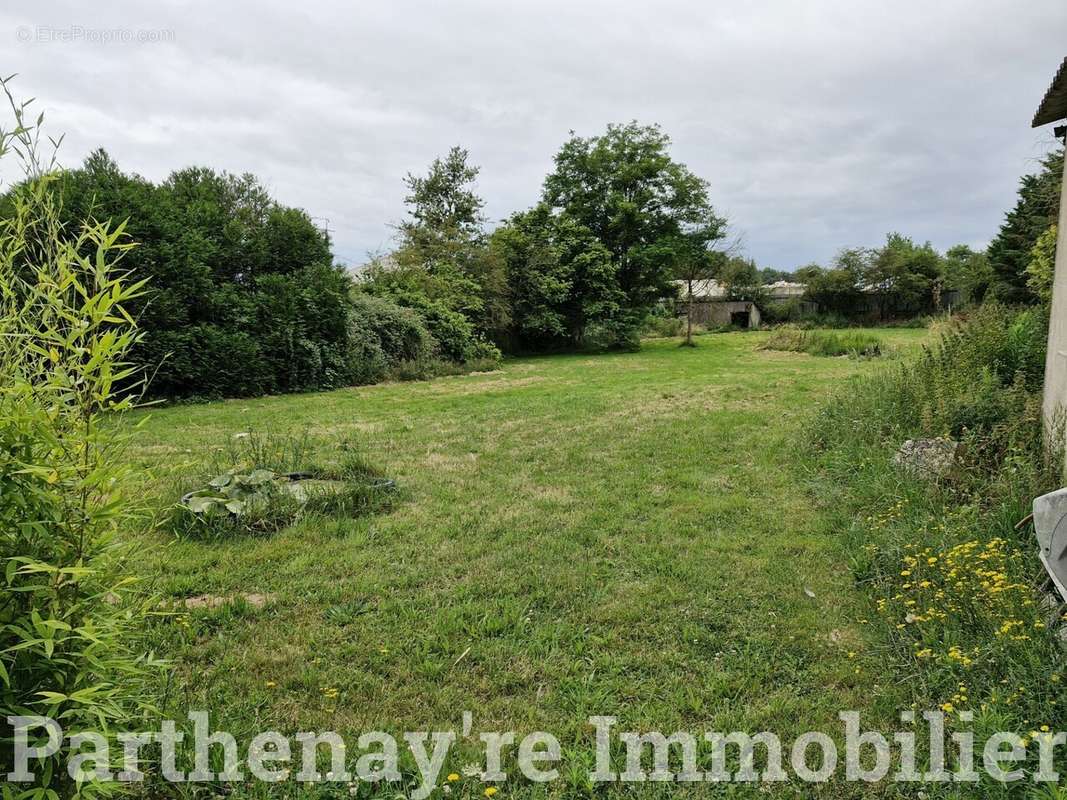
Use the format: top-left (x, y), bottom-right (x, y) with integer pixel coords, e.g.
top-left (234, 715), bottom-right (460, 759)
top-left (686, 278), bottom-right (694, 346)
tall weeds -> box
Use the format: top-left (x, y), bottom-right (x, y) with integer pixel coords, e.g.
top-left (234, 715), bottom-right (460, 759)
top-left (809, 304), bottom-right (1064, 791)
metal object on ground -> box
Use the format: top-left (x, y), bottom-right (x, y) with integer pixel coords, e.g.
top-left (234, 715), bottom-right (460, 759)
top-left (1033, 487), bottom-right (1067, 602)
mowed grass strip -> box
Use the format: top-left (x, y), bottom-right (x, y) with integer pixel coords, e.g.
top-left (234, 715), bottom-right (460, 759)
top-left (127, 330), bottom-right (928, 749)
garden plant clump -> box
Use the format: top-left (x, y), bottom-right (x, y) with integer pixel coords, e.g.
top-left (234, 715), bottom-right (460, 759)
top-left (809, 303), bottom-right (1065, 780)
top-left (172, 431), bottom-right (394, 538)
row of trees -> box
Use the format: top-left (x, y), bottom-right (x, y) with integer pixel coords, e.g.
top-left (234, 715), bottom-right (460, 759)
top-left (677, 148), bottom-right (1063, 325)
top-left (662, 237), bottom-right (977, 328)
top-left (791, 235), bottom-right (961, 319)
top-left (17, 124), bottom-right (1057, 398)
top-left (795, 148), bottom-right (1063, 318)
top-left (726, 147), bottom-right (1062, 323)
top-left (363, 122), bottom-right (726, 352)
top-left (23, 122), bottom-right (729, 398)
top-left (0, 122), bottom-right (729, 399)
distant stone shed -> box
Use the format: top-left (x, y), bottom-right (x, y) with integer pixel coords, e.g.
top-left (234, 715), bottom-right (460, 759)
top-left (673, 279), bottom-right (813, 328)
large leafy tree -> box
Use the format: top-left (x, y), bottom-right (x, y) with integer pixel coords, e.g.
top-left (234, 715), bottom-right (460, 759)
top-left (400, 145), bottom-right (485, 249)
top-left (796, 248), bottom-right (870, 315)
top-left (866, 233), bottom-right (942, 316)
top-left (542, 122), bottom-right (723, 332)
top-left (377, 146), bottom-right (509, 339)
top-left (491, 204), bottom-right (621, 349)
top-left (798, 236), bottom-right (945, 319)
top-left (987, 148), bottom-right (1063, 303)
top-left (942, 244), bottom-right (993, 305)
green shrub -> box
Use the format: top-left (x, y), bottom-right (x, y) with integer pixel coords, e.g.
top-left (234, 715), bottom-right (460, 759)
top-left (760, 298), bottom-right (804, 324)
top-left (409, 298), bottom-right (482, 362)
top-left (360, 288), bottom-right (502, 365)
top-left (809, 331), bottom-right (882, 357)
top-left (582, 314), bottom-right (643, 352)
top-left (640, 313), bottom-right (684, 338)
top-left (128, 265), bottom-right (359, 400)
top-left (152, 325), bottom-right (271, 399)
top-left (348, 292), bottom-right (436, 383)
top-left (253, 262), bottom-right (356, 393)
top-left (758, 326), bottom-right (806, 352)
top-left (465, 337), bottom-right (504, 362)
top-left (0, 86), bottom-right (160, 796)
top-left (345, 313), bottom-right (391, 385)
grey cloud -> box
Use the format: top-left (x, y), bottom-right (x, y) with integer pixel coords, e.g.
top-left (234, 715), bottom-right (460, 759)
top-left (2, 0), bottom-right (1064, 268)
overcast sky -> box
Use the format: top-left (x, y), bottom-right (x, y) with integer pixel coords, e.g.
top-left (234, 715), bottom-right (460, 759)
top-left (3, 1), bottom-right (1065, 270)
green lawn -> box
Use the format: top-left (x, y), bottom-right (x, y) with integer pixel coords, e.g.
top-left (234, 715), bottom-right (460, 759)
top-left (127, 329), bottom-right (929, 794)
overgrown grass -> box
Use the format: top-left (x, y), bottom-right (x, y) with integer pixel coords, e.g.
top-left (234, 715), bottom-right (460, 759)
top-left (760, 326), bottom-right (884, 358)
top-left (808, 304), bottom-right (1065, 795)
top-left (121, 329), bottom-right (936, 797)
top-left (389, 355), bottom-right (502, 382)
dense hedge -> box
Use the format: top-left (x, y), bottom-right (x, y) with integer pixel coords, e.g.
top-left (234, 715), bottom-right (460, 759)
top-left (23, 150), bottom-right (496, 400)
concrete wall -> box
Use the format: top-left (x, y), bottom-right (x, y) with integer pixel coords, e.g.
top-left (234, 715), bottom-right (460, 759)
top-left (687, 300), bottom-right (761, 328)
top-left (1043, 148), bottom-right (1067, 444)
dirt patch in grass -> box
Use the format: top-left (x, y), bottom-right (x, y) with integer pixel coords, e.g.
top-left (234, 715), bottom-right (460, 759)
top-left (176, 592), bottom-right (276, 609)
top-left (419, 374), bottom-right (551, 397)
top-left (422, 451), bottom-right (479, 470)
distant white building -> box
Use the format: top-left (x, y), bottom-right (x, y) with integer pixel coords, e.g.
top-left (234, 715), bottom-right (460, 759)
top-left (671, 279), bottom-right (812, 328)
top-left (673, 279), bottom-right (727, 300)
top-left (764, 280), bottom-right (807, 300)
top-left (672, 279), bottom-right (806, 303)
